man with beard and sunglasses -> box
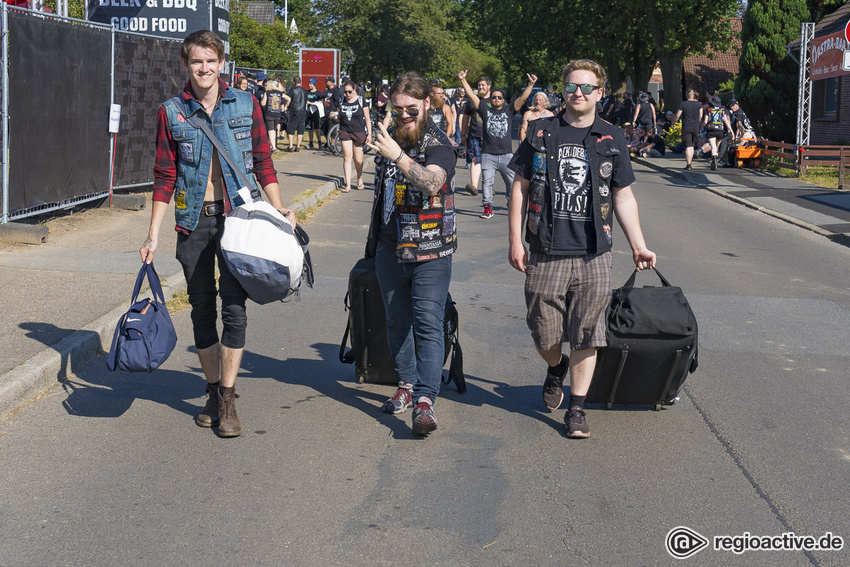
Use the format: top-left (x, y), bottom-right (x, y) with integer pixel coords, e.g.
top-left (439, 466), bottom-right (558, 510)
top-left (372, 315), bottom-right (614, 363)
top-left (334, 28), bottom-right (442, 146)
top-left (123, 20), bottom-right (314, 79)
top-left (458, 69), bottom-right (536, 219)
top-left (508, 59), bottom-right (655, 439)
top-left (365, 71), bottom-right (458, 436)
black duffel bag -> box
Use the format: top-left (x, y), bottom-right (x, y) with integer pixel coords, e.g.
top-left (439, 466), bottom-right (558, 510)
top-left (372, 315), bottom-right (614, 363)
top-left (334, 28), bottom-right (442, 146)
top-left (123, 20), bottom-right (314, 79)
top-left (588, 268), bottom-right (698, 410)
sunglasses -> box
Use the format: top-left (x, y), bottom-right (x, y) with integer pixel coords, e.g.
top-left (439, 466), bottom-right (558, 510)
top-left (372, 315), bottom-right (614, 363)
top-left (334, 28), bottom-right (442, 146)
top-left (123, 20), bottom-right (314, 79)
top-left (491, 95), bottom-right (504, 100)
top-left (564, 82), bottom-right (600, 95)
top-left (390, 106), bottom-right (421, 117)
top-left (344, 90), bottom-right (355, 94)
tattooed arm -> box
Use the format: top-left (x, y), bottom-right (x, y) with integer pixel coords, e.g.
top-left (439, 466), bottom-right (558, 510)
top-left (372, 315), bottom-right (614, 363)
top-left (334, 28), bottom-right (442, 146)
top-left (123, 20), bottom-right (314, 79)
top-left (403, 161), bottom-right (447, 196)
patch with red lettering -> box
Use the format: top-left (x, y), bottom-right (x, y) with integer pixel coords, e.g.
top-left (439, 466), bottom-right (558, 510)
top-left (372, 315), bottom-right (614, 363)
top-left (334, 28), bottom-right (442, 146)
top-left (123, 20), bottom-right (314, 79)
top-left (598, 135), bottom-right (612, 141)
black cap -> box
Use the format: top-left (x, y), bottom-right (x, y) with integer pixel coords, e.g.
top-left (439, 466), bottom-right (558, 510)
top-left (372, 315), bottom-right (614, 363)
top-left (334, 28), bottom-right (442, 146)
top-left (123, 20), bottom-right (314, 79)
top-left (326, 77), bottom-right (334, 82)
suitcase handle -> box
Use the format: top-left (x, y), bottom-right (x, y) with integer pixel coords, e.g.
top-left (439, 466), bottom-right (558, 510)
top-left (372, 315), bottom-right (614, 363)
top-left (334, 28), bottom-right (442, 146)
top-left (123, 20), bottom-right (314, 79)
top-left (622, 267), bottom-right (672, 290)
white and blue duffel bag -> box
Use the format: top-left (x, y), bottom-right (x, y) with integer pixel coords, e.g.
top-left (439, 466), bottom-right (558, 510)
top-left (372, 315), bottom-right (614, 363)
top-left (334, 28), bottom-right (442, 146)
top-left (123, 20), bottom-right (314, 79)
top-left (220, 200), bottom-right (314, 304)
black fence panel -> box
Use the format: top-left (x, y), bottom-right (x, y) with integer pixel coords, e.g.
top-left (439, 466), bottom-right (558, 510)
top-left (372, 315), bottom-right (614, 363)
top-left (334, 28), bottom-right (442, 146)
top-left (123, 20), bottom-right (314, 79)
top-left (112, 33), bottom-right (183, 188)
top-left (8, 12), bottom-right (111, 215)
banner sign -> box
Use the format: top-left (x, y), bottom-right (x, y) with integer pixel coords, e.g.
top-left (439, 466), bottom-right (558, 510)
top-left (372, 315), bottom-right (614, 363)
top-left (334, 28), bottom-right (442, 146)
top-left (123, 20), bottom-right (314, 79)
top-left (87, 0), bottom-right (228, 47)
top-left (299, 47), bottom-right (340, 87)
top-left (810, 30), bottom-right (850, 81)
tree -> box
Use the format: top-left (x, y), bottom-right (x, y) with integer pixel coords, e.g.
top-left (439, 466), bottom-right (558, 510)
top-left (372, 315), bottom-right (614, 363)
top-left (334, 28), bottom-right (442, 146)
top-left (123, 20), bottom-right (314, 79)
top-left (735, 0), bottom-right (809, 141)
top-left (230, 4), bottom-right (302, 70)
top-left (642, 0), bottom-right (740, 112)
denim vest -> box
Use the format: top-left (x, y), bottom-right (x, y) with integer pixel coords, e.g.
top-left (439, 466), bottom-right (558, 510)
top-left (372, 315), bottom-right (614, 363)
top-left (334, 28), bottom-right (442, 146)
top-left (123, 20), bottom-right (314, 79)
top-left (162, 88), bottom-right (260, 232)
top-left (525, 114), bottom-right (620, 255)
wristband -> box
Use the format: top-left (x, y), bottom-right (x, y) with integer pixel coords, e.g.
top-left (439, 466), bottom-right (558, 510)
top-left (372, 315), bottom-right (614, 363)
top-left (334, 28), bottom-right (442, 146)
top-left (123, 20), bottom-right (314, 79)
top-left (392, 149), bottom-right (405, 164)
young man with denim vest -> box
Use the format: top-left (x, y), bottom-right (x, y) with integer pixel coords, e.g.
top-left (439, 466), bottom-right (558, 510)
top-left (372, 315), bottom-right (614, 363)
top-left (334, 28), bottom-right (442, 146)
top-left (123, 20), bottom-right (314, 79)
top-left (139, 30), bottom-right (294, 438)
top-left (365, 71), bottom-right (457, 436)
top-left (508, 59), bottom-right (656, 438)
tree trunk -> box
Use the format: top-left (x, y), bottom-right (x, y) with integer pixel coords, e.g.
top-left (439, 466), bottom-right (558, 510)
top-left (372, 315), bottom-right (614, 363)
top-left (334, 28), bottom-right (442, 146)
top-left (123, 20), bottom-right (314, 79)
top-left (658, 51), bottom-right (685, 112)
top-left (605, 53), bottom-right (626, 93)
top-left (623, 32), bottom-right (654, 94)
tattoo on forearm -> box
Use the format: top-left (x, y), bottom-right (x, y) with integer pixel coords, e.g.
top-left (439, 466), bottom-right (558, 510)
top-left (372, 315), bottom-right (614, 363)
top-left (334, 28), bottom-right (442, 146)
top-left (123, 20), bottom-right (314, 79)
top-left (143, 238), bottom-right (155, 247)
top-left (407, 162), bottom-right (446, 196)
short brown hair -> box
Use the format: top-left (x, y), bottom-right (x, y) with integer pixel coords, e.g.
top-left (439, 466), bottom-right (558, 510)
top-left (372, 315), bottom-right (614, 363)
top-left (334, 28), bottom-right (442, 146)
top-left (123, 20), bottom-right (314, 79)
top-left (181, 30), bottom-right (224, 64)
top-left (390, 71), bottom-right (429, 101)
top-left (561, 59), bottom-right (607, 89)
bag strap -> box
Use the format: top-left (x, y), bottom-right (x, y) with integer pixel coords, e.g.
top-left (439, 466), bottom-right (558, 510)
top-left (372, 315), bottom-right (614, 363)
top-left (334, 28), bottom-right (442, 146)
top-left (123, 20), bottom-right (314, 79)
top-left (622, 267), bottom-right (671, 290)
top-left (174, 96), bottom-right (258, 198)
top-left (145, 262), bottom-right (167, 305)
top-left (295, 225), bottom-right (315, 288)
top-left (339, 291), bottom-right (354, 364)
top-left (229, 206), bottom-right (295, 234)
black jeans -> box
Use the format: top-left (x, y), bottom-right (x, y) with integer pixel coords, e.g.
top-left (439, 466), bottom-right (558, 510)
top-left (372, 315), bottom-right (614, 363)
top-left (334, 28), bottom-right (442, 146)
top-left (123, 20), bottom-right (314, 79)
top-left (176, 211), bottom-right (248, 350)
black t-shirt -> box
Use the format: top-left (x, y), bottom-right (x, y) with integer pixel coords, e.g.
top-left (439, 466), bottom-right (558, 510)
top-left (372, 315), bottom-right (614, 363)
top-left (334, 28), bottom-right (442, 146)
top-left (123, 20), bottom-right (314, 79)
top-left (306, 89), bottom-right (325, 114)
top-left (477, 102), bottom-right (514, 155)
top-left (648, 134), bottom-right (666, 156)
top-left (324, 86), bottom-right (342, 112)
top-left (510, 115), bottom-right (634, 255)
top-left (378, 140), bottom-right (457, 246)
top-left (679, 100), bottom-right (702, 131)
top-left (464, 97), bottom-right (486, 139)
top-left (339, 98), bottom-right (366, 133)
top-left (428, 107), bottom-right (449, 134)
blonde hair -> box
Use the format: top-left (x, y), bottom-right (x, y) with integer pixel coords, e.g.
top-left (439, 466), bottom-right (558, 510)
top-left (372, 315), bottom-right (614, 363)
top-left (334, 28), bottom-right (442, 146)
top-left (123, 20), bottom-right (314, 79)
top-left (561, 59), bottom-right (607, 89)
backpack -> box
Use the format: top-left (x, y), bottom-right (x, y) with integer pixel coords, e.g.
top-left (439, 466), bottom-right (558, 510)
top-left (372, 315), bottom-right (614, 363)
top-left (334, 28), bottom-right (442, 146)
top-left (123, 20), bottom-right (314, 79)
top-left (708, 107), bottom-right (724, 131)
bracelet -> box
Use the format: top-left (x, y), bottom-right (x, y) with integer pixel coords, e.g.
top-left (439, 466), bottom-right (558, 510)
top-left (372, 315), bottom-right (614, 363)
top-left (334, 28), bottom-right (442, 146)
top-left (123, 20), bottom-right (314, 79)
top-left (392, 149), bottom-right (405, 164)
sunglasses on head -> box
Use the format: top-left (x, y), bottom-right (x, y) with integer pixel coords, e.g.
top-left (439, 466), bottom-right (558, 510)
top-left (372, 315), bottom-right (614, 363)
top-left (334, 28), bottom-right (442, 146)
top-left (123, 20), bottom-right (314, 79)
top-left (390, 106), bottom-right (421, 117)
top-left (564, 82), bottom-right (600, 95)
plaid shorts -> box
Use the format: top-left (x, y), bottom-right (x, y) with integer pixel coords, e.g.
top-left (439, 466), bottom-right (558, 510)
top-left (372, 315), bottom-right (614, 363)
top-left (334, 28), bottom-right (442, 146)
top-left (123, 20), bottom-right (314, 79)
top-left (465, 136), bottom-right (482, 165)
top-left (524, 250), bottom-right (612, 351)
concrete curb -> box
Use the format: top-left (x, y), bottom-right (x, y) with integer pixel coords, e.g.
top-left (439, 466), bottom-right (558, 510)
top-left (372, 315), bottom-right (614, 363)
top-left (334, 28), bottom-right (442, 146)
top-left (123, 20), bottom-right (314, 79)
top-left (633, 157), bottom-right (845, 244)
top-left (0, 164), bottom-right (369, 421)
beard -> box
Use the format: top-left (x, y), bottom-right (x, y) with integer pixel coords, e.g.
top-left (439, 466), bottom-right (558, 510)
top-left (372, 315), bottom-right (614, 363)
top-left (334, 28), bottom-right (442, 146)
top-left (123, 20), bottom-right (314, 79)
top-left (393, 112), bottom-right (427, 150)
top-left (431, 95), bottom-right (444, 109)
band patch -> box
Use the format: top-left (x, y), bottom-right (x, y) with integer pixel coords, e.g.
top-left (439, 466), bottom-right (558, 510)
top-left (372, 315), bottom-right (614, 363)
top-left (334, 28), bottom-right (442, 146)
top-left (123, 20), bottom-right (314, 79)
top-left (179, 142), bottom-right (194, 162)
top-left (234, 130), bottom-right (251, 141)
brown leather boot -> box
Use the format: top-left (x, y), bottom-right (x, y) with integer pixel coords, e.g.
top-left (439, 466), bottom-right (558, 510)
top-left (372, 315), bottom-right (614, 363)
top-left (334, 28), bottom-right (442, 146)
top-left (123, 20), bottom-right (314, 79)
top-left (195, 382), bottom-right (220, 427)
top-left (217, 386), bottom-right (242, 437)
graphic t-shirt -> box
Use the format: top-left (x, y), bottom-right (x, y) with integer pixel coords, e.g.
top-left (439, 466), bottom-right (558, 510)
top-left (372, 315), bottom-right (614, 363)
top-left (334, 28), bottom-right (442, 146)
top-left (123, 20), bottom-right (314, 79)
top-left (339, 98), bottom-right (366, 133)
top-left (477, 102), bottom-right (514, 155)
top-left (428, 107), bottom-right (449, 134)
top-left (510, 116), bottom-right (634, 255)
top-left (306, 90), bottom-right (325, 114)
top-left (264, 91), bottom-right (284, 117)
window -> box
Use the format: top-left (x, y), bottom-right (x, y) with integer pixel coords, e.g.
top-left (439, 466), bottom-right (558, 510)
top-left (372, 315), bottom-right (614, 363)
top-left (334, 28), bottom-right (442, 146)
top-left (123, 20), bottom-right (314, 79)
top-left (813, 77), bottom-right (840, 121)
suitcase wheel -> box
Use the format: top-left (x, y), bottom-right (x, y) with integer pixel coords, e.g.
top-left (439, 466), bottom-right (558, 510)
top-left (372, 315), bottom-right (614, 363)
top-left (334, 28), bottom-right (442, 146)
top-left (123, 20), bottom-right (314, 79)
top-left (654, 403), bottom-right (662, 411)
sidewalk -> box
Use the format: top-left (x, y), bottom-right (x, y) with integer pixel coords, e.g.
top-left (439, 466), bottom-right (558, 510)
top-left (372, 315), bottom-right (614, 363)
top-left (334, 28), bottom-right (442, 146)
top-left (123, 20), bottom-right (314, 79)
top-left (634, 152), bottom-right (850, 247)
top-left (0, 146), bottom-right (366, 419)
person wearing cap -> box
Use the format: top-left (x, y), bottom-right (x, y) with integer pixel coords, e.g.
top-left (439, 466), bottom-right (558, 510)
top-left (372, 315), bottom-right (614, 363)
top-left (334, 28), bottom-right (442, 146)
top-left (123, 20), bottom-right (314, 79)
top-left (305, 77), bottom-right (326, 149)
top-left (632, 92), bottom-right (655, 133)
top-left (702, 95), bottom-right (733, 170)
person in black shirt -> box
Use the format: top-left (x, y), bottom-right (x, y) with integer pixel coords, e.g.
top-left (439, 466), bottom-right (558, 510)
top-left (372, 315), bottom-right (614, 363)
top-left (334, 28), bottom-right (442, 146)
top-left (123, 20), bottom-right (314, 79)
top-left (632, 92), bottom-right (656, 132)
top-left (305, 78), bottom-right (326, 149)
top-left (260, 79), bottom-right (290, 152)
top-left (507, 59), bottom-right (655, 439)
top-left (337, 80), bottom-right (372, 192)
top-left (672, 89), bottom-right (703, 170)
top-left (459, 69), bottom-right (536, 218)
top-left (286, 76), bottom-right (308, 152)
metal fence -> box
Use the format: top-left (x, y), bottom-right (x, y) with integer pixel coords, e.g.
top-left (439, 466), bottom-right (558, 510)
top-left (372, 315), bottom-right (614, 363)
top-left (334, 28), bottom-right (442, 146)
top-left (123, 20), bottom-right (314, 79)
top-left (0, 6), bottom-right (183, 223)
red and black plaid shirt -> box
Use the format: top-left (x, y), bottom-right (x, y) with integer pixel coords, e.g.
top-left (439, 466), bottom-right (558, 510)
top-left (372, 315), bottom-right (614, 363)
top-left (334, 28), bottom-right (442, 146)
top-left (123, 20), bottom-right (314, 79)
top-left (152, 79), bottom-right (277, 207)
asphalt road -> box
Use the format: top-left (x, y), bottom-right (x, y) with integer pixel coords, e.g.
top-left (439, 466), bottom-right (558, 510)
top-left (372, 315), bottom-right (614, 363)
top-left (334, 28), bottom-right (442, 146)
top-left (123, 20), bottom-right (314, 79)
top-left (1, 162), bottom-right (848, 566)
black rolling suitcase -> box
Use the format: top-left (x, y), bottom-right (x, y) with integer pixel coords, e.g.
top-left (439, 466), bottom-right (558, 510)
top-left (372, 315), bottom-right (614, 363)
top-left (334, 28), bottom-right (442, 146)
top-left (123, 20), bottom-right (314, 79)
top-left (339, 256), bottom-right (466, 392)
top-left (587, 268), bottom-right (698, 410)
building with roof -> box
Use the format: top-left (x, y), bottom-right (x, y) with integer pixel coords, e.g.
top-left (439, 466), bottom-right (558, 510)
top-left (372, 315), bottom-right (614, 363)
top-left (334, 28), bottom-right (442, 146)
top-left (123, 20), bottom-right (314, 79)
top-left (682, 18), bottom-right (742, 99)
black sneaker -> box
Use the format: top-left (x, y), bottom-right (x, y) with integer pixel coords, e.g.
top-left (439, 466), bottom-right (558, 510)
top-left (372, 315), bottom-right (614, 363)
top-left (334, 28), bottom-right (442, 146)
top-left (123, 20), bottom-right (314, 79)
top-left (465, 183), bottom-right (478, 196)
top-left (542, 365), bottom-right (567, 410)
top-left (480, 204), bottom-right (494, 219)
top-left (412, 397), bottom-right (437, 436)
top-left (565, 407), bottom-right (590, 439)
top-left (710, 156), bottom-right (717, 170)
top-left (382, 384), bottom-right (413, 414)
top-left (684, 163), bottom-right (692, 170)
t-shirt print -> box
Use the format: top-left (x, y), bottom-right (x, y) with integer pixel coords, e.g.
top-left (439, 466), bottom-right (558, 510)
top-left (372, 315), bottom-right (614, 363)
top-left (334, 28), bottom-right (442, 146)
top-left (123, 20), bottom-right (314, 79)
top-left (554, 144), bottom-right (591, 221)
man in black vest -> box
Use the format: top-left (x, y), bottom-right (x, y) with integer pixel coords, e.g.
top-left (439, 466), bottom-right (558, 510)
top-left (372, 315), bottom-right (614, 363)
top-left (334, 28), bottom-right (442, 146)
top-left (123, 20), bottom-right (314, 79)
top-left (365, 71), bottom-right (458, 436)
top-left (286, 76), bottom-right (307, 152)
top-left (508, 59), bottom-right (656, 439)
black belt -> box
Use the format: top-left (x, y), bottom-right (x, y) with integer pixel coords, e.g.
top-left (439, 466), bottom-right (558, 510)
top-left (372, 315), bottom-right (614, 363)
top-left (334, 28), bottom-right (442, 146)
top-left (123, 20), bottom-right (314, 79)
top-left (202, 201), bottom-right (225, 216)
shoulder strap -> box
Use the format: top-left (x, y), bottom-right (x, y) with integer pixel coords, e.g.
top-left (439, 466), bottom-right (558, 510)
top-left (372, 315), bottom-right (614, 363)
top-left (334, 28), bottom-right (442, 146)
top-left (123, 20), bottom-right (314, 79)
top-left (174, 96), bottom-right (257, 195)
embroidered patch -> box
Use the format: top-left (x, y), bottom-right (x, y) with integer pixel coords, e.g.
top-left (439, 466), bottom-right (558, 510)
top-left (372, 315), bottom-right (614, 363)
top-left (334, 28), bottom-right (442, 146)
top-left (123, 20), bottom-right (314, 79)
top-left (533, 152), bottom-right (546, 175)
top-left (179, 142), bottom-right (194, 161)
top-left (603, 223), bottom-right (612, 245)
top-left (598, 183), bottom-right (610, 197)
top-left (599, 161), bottom-right (613, 179)
top-left (430, 195), bottom-right (442, 209)
top-left (175, 190), bottom-right (187, 209)
top-left (234, 130), bottom-right (251, 141)
top-left (177, 114), bottom-right (186, 123)
top-left (243, 150), bottom-right (254, 173)
top-left (395, 181), bottom-right (407, 205)
top-left (601, 203), bottom-right (610, 220)
top-left (597, 135), bottom-right (613, 142)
